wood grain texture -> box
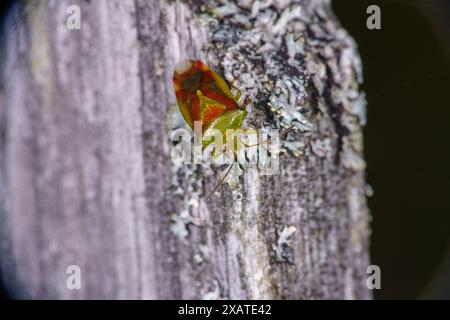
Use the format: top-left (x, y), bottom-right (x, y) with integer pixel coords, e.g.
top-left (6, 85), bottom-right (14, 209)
top-left (0, 0), bottom-right (371, 299)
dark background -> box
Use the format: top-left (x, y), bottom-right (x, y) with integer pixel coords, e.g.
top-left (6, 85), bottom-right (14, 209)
top-left (1, 0), bottom-right (449, 300)
top-left (333, 0), bottom-right (450, 299)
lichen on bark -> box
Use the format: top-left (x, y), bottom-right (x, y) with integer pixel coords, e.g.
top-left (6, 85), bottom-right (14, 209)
top-left (166, 0), bottom-right (371, 299)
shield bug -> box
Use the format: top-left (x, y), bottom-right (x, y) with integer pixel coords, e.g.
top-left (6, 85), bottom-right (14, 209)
top-left (173, 59), bottom-right (253, 196)
top-left (173, 59), bottom-right (247, 150)
top-left (172, 60), bottom-right (280, 197)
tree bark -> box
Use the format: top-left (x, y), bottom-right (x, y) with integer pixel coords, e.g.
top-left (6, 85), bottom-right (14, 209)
top-left (0, 0), bottom-right (371, 299)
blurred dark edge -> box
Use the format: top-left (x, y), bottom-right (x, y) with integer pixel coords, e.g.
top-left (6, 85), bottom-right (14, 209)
top-left (0, 0), bottom-right (14, 301)
top-left (333, 0), bottom-right (450, 299)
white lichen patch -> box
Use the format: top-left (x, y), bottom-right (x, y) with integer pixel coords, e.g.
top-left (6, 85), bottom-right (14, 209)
top-left (346, 92), bottom-right (367, 126)
top-left (274, 225), bottom-right (296, 263)
top-left (269, 92), bottom-right (313, 132)
top-left (193, 253), bottom-right (204, 264)
top-left (285, 33), bottom-right (305, 63)
top-left (342, 147), bottom-right (366, 172)
top-left (314, 197), bottom-right (324, 208)
top-left (230, 187), bottom-right (244, 214)
top-left (169, 211), bottom-right (190, 240)
top-left (282, 140), bottom-right (305, 157)
top-left (201, 280), bottom-right (222, 300)
top-left (310, 138), bottom-right (331, 159)
top-left (169, 193), bottom-right (201, 241)
top-left (365, 184), bottom-right (374, 197)
top-left (193, 244), bottom-right (210, 266)
top-left (169, 207), bottom-right (200, 241)
top-left (347, 186), bottom-right (368, 255)
top-left (223, 163), bottom-right (244, 189)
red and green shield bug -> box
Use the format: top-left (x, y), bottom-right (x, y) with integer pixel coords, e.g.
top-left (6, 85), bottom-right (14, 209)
top-left (173, 59), bottom-right (247, 150)
top-left (173, 59), bottom-right (253, 197)
top-left (172, 60), bottom-right (285, 197)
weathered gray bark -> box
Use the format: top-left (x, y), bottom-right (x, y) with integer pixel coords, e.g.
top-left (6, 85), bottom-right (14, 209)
top-left (0, 0), bottom-right (371, 299)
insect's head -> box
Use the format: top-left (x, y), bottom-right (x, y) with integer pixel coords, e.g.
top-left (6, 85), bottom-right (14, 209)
top-left (174, 60), bottom-right (194, 75)
top-left (173, 60), bottom-right (205, 93)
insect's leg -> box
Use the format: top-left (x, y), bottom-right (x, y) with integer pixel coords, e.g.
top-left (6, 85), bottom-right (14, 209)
top-left (205, 131), bottom-right (244, 199)
top-left (229, 82), bottom-right (241, 101)
top-left (243, 128), bottom-right (258, 134)
top-left (205, 125), bottom-right (300, 199)
top-left (234, 89), bottom-right (241, 102)
top-left (205, 163), bottom-right (234, 200)
top-left (238, 128), bottom-right (270, 148)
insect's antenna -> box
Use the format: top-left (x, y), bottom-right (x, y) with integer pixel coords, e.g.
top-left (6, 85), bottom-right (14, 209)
top-left (205, 163), bottom-right (234, 200)
top-left (241, 95), bottom-right (251, 110)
